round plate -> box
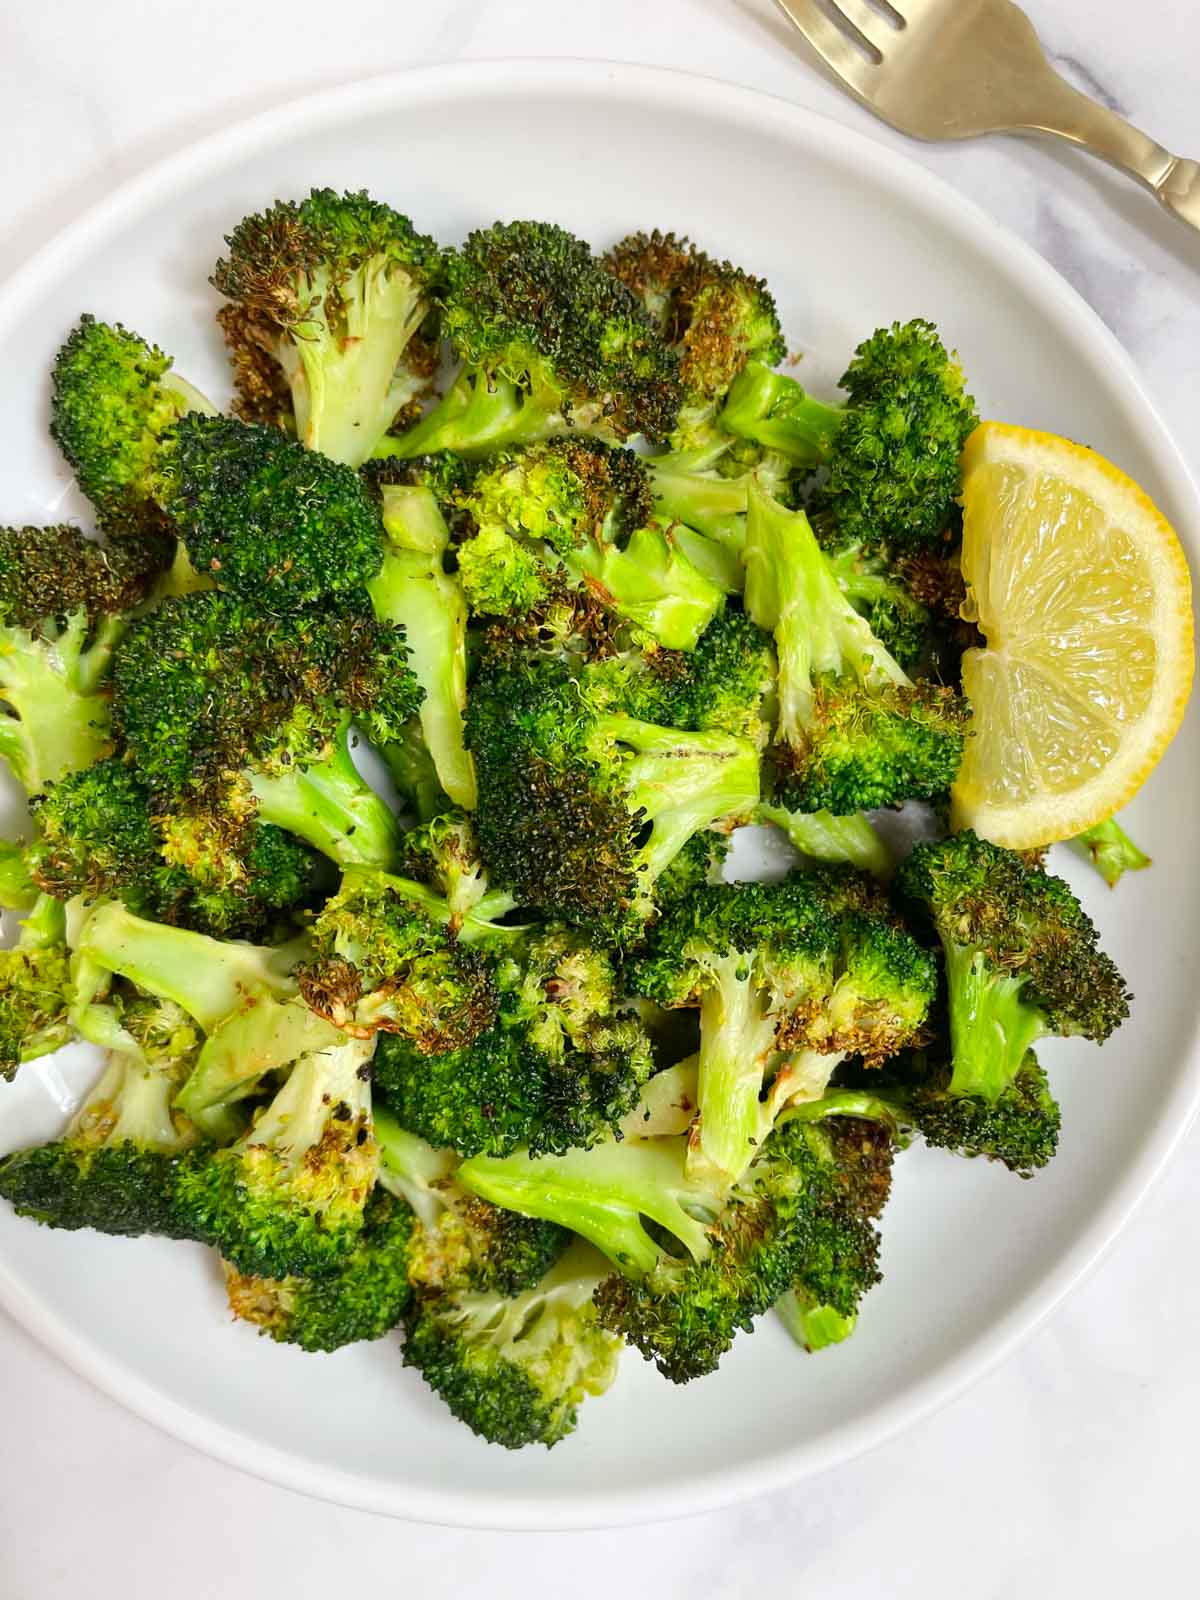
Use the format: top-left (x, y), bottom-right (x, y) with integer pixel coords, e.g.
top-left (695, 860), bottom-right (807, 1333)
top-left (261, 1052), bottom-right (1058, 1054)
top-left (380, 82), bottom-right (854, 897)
top-left (0, 60), bottom-right (1197, 1531)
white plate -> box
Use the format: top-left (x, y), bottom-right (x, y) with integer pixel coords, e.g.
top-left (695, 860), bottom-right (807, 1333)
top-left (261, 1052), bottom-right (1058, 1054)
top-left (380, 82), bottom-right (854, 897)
top-left (1, 60), bottom-right (1198, 1531)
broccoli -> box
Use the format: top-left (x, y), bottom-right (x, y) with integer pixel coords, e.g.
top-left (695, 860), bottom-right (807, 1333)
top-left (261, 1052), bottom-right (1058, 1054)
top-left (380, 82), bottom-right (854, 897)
top-left (173, 1031), bottom-right (379, 1278)
top-left (460, 1115), bottom-right (883, 1383)
top-left (896, 831), bottom-right (1131, 1105)
top-left (381, 721), bottom-right (449, 825)
top-left (375, 1107), bottom-right (568, 1294)
top-left (72, 897), bottom-right (340, 1119)
top-left (31, 757), bottom-right (326, 939)
top-left (368, 484), bottom-right (475, 808)
top-left (752, 804), bottom-right (891, 878)
top-left (720, 319), bottom-right (978, 552)
top-left (454, 438), bottom-right (723, 650)
top-left (1069, 815), bottom-right (1151, 889)
top-left (0, 525), bottom-right (165, 794)
top-left (296, 867), bottom-right (501, 1048)
top-left (0, 894), bottom-right (76, 1081)
top-left (49, 315), bottom-right (216, 537)
top-left (744, 485), bottom-right (968, 813)
top-left (395, 810), bottom-right (515, 926)
top-left (376, 221), bottom-right (682, 458)
top-left (111, 590), bottom-right (420, 870)
top-left (602, 230), bottom-right (784, 452)
top-left (832, 1047), bottom-right (1061, 1177)
top-left (153, 414), bottom-right (386, 609)
top-left (631, 876), bottom-right (935, 1184)
top-left (211, 188), bottom-right (442, 465)
top-left (0, 995), bottom-right (208, 1237)
top-left (373, 988), bottom-right (654, 1160)
top-left (0, 839), bottom-right (37, 912)
top-left (403, 1238), bottom-right (621, 1447)
top-left (223, 1185), bottom-right (415, 1353)
top-left (467, 647), bottom-right (760, 938)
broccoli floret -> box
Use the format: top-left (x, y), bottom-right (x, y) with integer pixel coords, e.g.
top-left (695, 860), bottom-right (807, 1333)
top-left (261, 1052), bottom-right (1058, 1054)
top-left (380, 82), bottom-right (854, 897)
top-left (395, 810), bottom-right (514, 926)
top-left (721, 319), bottom-right (978, 552)
top-left (403, 1238), bottom-right (621, 1447)
top-left (744, 486), bottom-right (968, 813)
top-left (1069, 815), bottom-right (1151, 889)
top-left (0, 525), bottom-right (164, 794)
top-left (49, 315), bottom-right (216, 536)
top-left (376, 221), bottom-right (682, 458)
top-left (154, 415), bottom-right (386, 609)
top-left (211, 188), bottom-right (442, 465)
top-left (111, 590), bottom-right (420, 869)
top-left (223, 1185), bottom-right (415, 1352)
top-left (602, 230), bottom-right (784, 451)
top-left (31, 758), bottom-right (325, 938)
top-left (467, 648), bottom-right (760, 939)
top-left (0, 894), bottom-right (76, 1081)
top-left (0, 995), bottom-right (208, 1236)
top-left (896, 831), bottom-right (1131, 1104)
top-left (752, 804), bottom-right (891, 878)
top-left (460, 1116), bottom-right (882, 1383)
top-left (631, 876), bottom-right (934, 1184)
top-left (833, 1047), bottom-right (1061, 1177)
top-left (374, 1107), bottom-right (568, 1294)
top-left (373, 992), bottom-right (654, 1160)
top-left (174, 1032), bottom-right (378, 1277)
top-left (72, 897), bottom-right (340, 1119)
top-left (367, 484), bottom-right (475, 808)
top-left (823, 541), bottom-right (934, 673)
top-left (297, 868), bottom-right (500, 1048)
top-left (453, 438), bottom-right (723, 650)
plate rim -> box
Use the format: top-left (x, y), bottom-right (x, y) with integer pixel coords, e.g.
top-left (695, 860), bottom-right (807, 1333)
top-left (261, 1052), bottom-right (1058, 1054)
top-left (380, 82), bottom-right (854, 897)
top-left (1, 55), bottom-right (1198, 1531)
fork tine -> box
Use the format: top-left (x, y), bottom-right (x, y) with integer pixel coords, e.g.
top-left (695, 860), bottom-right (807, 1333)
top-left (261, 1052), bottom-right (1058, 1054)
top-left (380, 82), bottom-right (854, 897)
top-left (825, 0), bottom-right (903, 54)
top-left (771, 0), bottom-right (881, 97)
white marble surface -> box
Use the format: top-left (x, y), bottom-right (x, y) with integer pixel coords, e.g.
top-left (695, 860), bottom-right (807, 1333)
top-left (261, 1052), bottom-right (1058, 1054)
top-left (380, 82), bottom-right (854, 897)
top-left (1, 0), bottom-right (1199, 1590)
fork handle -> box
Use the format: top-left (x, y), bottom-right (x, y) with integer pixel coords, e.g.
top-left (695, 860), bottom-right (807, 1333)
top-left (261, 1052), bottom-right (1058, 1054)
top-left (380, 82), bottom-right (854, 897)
top-left (1021, 72), bottom-right (1200, 235)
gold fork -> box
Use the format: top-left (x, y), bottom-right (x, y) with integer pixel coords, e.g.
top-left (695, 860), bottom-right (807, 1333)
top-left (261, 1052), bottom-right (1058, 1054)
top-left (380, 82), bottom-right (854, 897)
top-left (772, 0), bottom-right (1199, 235)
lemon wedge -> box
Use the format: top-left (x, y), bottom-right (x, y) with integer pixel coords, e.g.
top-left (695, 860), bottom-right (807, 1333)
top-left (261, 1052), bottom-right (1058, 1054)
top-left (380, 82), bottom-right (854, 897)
top-left (951, 422), bottom-right (1194, 848)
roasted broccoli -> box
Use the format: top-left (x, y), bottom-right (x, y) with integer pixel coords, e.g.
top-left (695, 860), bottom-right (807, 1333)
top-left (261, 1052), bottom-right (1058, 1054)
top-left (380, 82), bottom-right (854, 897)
top-left (1069, 815), bottom-right (1151, 889)
top-left (111, 590), bottom-right (420, 870)
top-left (721, 319), bottom-right (978, 552)
top-left (212, 188), bottom-right (441, 464)
top-left (896, 831), bottom-right (1131, 1105)
top-left (0, 894), bottom-right (76, 1081)
top-left (744, 485), bottom-right (968, 813)
top-left (377, 221), bottom-right (682, 457)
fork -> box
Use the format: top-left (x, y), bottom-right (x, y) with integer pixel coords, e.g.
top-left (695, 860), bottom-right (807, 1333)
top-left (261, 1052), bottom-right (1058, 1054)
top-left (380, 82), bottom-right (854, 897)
top-left (772, 0), bottom-right (1200, 236)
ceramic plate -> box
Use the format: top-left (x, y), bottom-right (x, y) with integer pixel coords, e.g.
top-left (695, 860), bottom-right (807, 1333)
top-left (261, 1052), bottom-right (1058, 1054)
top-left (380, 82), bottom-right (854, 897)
top-left (1, 60), bottom-right (1197, 1529)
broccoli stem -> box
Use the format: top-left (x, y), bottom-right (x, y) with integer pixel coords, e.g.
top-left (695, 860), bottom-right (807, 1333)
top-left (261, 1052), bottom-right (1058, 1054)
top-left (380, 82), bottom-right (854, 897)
top-left (0, 612), bottom-right (118, 792)
top-left (754, 803), bottom-right (891, 877)
top-left (458, 1137), bottom-right (719, 1276)
top-left (375, 372), bottom-right (564, 460)
top-left (370, 488), bottom-right (476, 809)
top-left (688, 957), bottom-right (779, 1185)
top-left (944, 941), bottom-right (1045, 1102)
top-left (648, 454), bottom-right (750, 550)
top-left (77, 901), bottom-right (305, 1033)
top-left (566, 524), bottom-right (725, 652)
top-left (374, 1105), bottom-right (459, 1229)
top-left (1069, 816), bottom-right (1151, 888)
top-left (286, 273), bottom-right (429, 465)
top-left (247, 718), bottom-right (398, 869)
top-left (744, 488), bottom-right (908, 746)
top-left (719, 361), bottom-right (843, 465)
top-left (775, 1289), bottom-right (856, 1351)
top-left (175, 997), bottom-right (345, 1119)
top-left (78, 1053), bottom-right (189, 1149)
top-left (381, 721), bottom-right (448, 823)
top-left (0, 841), bottom-right (37, 912)
top-left (240, 1033), bottom-right (374, 1164)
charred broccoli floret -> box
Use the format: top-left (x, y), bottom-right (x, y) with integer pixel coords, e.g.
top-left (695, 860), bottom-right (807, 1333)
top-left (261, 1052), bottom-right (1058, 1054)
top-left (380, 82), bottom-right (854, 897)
top-left (153, 414), bottom-right (386, 609)
top-left (0, 525), bottom-right (164, 793)
top-left (0, 895), bottom-right (76, 1081)
top-left (744, 486), bottom-right (967, 813)
top-left (896, 831), bottom-right (1131, 1104)
top-left (49, 315), bottom-right (215, 536)
top-left (631, 875), bottom-right (934, 1184)
top-left (0, 996), bottom-right (207, 1236)
top-left (721, 319), bottom-right (978, 552)
top-left (212, 188), bottom-right (442, 465)
top-left (111, 590), bottom-right (420, 869)
top-left (403, 1238), bottom-right (620, 1448)
top-left (467, 646), bottom-right (760, 939)
top-left (377, 221), bottom-right (682, 458)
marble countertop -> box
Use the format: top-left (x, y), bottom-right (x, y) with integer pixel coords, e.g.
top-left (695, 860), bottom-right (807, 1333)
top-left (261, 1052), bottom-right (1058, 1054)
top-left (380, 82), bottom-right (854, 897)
top-left (1, 0), bottom-right (1198, 1592)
